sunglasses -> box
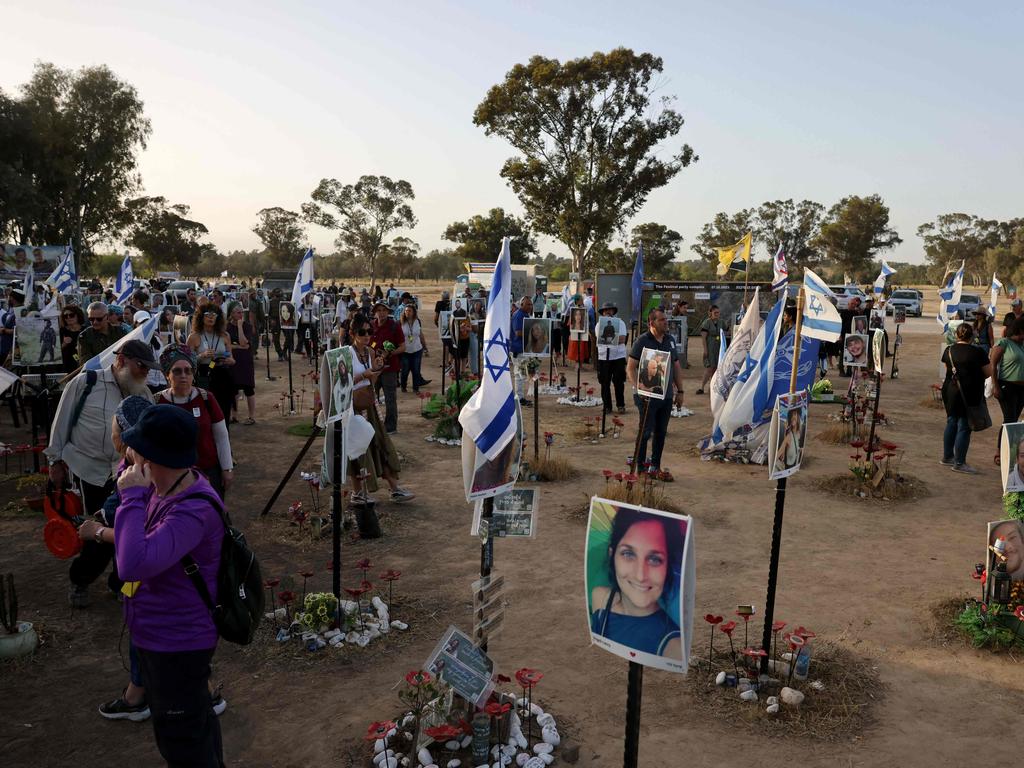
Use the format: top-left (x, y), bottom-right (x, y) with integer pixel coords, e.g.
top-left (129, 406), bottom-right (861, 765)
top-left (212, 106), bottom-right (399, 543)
top-left (169, 366), bottom-right (193, 376)
top-left (355, 328), bottom-right (371, 336)
top-left (62, 313), bottom-right (75, 319)
top-left (203, 311), bottom-right (217, 317)
top-left (89, 316), bottom-right (106, 323)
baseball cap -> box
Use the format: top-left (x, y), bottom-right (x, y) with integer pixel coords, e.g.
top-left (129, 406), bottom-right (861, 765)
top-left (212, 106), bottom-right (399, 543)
top-left (119, 339), bottom-right (160, 370)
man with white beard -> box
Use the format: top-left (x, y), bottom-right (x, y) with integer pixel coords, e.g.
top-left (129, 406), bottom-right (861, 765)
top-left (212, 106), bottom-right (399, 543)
top-left (45, 340), bottom-right (159, 607)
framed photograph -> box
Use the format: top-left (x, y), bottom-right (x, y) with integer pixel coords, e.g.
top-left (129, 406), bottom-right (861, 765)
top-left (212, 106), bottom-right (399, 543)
top-left (843, 333), bottom-right (868, 368)
top-left (768, 390), bottom-right (808, 480)
top-left (894, 307), bottom-right (907, 325)
top-left (852, 314), bottom-right (868, 334)
top-left (986, 519), bottom-right (1024, 602)
top-left (869, 308), bottom-right (885, 330)
top-left (585, 496), bottom-right (694, 673)
top-left (596, 316), bottom-right (623, 351)
top-left (12, 310), bottom-right (62, 368)
top-left (666, 316), bottom-right (687, 346)
top-left (569, 306), bottom-right (588, 340)
top-left (438, 310), bottom-right (452, 341)
top-left (318, 310), bottom-right (334, 344)
top-left (424, 626), bottom-right (495, 708)
top-left (521, 317), bottom-right (551, 357)
top-left (1000, 422), bottom-right (1024, 493)
top-left (636, 347), bottom-right (671, 399)
top-left (471, 488), bottom-right (539, 538)
top-left (279, 301), bottom-right (297, 330)
top-left (452, 297), bottom-right (466, 315)
top-left (546, 297), bottom-right (562, 318)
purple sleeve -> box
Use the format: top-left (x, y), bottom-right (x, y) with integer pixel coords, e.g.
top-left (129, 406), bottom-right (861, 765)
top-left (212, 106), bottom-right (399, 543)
top-left (114, 486), bottom-right (208, 581)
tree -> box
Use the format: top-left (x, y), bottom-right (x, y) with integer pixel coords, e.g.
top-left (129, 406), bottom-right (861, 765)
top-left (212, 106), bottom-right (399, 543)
top-left (302, 175), bottom-right (416, 290)
top-left (442, 207), bottom-right (537, 264)
top-left (917, 213), bottom-right (1023, 283)
top-left (378, 236), bottom-right (419, 281)
top-left (124, 196), bottom-right (212, 271)
top-left (984, 223), bottom-right (1024, 287)
top-left (419, 248), bottom-right (464, 282)
top-left (752, 199), bottom-right (825, 272)
top-left (252, 207), bottom-right (306, 267)
top-left (628, 222), bottom-right (683, 278)
top-left (691, 209), bottom-right (755, 264)
top-left (473, 48), bottom-right (696, 276)
top-left (0, 62), bottom-right (151, 264)
top-left (814, 195), bottom-right (901, 280)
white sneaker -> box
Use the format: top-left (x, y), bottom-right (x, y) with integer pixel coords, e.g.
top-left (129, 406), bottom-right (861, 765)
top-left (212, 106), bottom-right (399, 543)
top-left (390, 487), bottom-right (415, 503)
top-left (951, 463), bottom-right (978, 474)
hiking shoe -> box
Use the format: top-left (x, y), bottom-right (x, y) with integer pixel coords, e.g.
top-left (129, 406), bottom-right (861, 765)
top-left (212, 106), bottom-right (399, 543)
top-left (68, 583), bottom-right (89, 608)
top-left (99, 691), bottom-right (150, 722)
top-left (211, 690), bottom-right (228, 716)
top-left (391, 487), bottom-right (415, 503)
top-left (939, 457), bottom-right (954, 466)
top-left (350, 490), bottom-right (371, 506)
top-left (519, 398), bottom-right (533, 407)
top-left (951, 463), bottom-right (979, 474)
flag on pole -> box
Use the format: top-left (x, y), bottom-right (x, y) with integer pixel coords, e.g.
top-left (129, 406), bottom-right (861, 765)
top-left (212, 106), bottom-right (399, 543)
top-left (770, 245), bottom-right (788, 292)
top-left (989, 273), bottom-right (1003, 317)
top-left (873, 261), bottom-right (896, 297)
top-left (22, 266), bottom-right (35, 310)
top-left (710, 287), bottom-right (761, 421)
top-left (83, 313), bottom-right (159, 372)
top-left (560, 283), bottom-right (572, 314)
top-left (843, 273), bottom-right (852, 286)
top-left (115, 254), bottom-right (135, 303)
top-left (631, 243), bottom-right (645, 324)
top-left (459, 237), bottom-right (516, 463)
top-left (45, 244), bottom-right (78, 295)
top-left (290, 248), bottom-right (315, 308)
top-left (715, 232), bottom-right (752, 276)
top-left (801, 268), bottom-right (842, 342)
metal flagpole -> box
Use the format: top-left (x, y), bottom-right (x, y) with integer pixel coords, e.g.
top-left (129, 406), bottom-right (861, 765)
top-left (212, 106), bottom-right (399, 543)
top-left (332, 418), bottom-right (342, 600)
top-left (759, 287), bottom-right (803, 674)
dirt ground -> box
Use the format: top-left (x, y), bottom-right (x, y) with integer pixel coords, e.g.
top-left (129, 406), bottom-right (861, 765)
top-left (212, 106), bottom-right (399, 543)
top-left (2, 300), bottom-right (1021, 768)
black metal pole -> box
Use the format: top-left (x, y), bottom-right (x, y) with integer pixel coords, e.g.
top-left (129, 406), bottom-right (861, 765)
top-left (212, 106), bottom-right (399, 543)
top-left (533, 377), bottom-right (540, 460)
top-left (575, 348), bottom-right (582, 402)
top-left (479, 495), bottom-right (495, 654)
top-left (264, 329), bottom-right (275, 381)
top-left (601, 346), bottom-right (610, 435)
top-left (441, 338), bottom-right (447, 394)
top-left (759, 476), bottom-right (787, 674)
top-left (623, 661), bottom-right (643, 768)
top-left (259, 426), bottom-right (322, 517)
top-left (332, 418), bottom-right (342, 600)
top-left (890, 327), bottom-right (901, 378)
top-left (286, 330), bottom-right (295, 413)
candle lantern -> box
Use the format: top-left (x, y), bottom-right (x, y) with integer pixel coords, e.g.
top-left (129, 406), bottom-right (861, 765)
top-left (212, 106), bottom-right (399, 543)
top-left (992, 562), bottom-right (1012, 604)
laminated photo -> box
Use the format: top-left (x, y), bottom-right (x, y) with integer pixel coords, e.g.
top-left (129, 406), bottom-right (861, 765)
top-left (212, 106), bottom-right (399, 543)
top-left (768, 390), bottom-right (808, 480)
top-left (569, 306), bottom-right (588, 340)
top-left (471, 488), bottom-right (539, 538)
top-left (986, 519), bottom-right (1024, 603)
top-left (636, 347), bottom-right (670, 400)
top-left (12, 310), bottom-right (62, 368)
top-left (424, 626), bottom-right (495, 708)
top-left (843, 333), bottom-right (868, 368)
top-left (1000, 422), bottom-right (1024, 493)
top-left (584, 497), bottom-right (694, 673)
top-left (521, 317), bottom-right (551, 357)
top-left (279, 301), bottom-right (297, 330)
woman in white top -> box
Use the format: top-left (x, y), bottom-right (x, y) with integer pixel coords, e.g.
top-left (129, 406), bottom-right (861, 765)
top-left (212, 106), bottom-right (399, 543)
top-left (349, 314), bottom-right (415, 504)
top-left (399, 304), bottom-right (431, 393)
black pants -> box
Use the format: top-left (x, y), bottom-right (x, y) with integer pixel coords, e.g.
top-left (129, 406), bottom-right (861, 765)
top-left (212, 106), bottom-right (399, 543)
top-left (998, 381), bottom-right (1024, 447)
top-left (69, 477), bottom-right (120, 591)
top-left (269, 325), bottom-right (284, 358)
top-left (208, 367), bottom-right (235, 432)
top-left (136, 646), bottom-right (224, 768)
top-left (296, 322), bottom-right (315, 357)
top-left (633, 393), bottom-right (674, 470)
top-left (598, 357), bottom-right (626, 410)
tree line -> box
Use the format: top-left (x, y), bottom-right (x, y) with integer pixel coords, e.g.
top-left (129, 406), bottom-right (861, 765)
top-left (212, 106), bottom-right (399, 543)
top-left (2, 59), bottom-right (1019, 287)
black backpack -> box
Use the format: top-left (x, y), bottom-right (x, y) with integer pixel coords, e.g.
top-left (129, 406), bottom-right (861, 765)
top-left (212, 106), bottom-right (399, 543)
top-left (180, 491), bottom-right (264, 645)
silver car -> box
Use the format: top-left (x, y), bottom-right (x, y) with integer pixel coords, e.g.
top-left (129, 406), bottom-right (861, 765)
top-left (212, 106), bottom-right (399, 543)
top-left (957, 293), bottom-right (983, 320)
top-left (886, 289), bottom-right (922, 317)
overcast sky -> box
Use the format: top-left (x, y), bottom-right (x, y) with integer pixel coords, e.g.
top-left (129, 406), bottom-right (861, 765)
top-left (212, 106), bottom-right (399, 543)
top-left (3, 0), bottom-right (1022, 265)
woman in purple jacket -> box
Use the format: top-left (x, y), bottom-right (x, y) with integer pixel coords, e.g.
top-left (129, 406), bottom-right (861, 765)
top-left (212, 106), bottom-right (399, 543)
top-left (115, 405), bottom-right (225, 767)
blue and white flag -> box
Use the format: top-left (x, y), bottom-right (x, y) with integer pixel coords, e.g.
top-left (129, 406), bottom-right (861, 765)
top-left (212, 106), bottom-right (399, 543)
top-left (712, 296), bottom-right (785, 444)
top-left (631, 242), bottom-right (644, 324)
top-left (45, 244), bottom-right (78, 295)
top-left (771, 245), bottom-right (788, 292)
top-left (22, 266), bottom-right (35, 310)
top-left (710, 287), bottom-right (761, 422)
top-left (291, 247), bottom-right (315, 308)
top-left (561, 283), bottom-right (572, 314)
top-left (803, 267), bottom-right (835, 298)
top-left (459, 237), bottom-right (516, 462)
top-left (873, 260), bottom-right (896, 297)
top-left (83, 313), bottom-right (159, 372)
top-left (801, 268), bottom-right (842, 342)
top-left (115, 254), bottom-right (134, 303)
top-left (989, 273), bottom-right (1003, 317)
top-left (937, 261), bottom-right (964, 325)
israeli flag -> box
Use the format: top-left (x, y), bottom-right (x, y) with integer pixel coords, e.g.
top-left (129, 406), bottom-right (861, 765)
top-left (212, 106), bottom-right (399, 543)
top-left (459, 237), bottom-right (516, 461)
top-left (801, 268), bottom-right (842, 342)
top-left (631, 242), bottom-right (645, 323)
top-left (22, 267), bottom-right (35, 310)
top-left (710, 287), bottom-right (761, 422)
top-left (873, 260), bottom-right (896, 296)
top-left (989, 273), bottom-right (1003, 317)
top-left (712, 296), bottom-right (785, 444)
top-left (291, 247), bottom-right (315, 307)
top-left (803, 267), bottom-right (835, 298)
top-left (771, 244), bottom-right (788, 292)
top-left (115, 254), bottom-right (135, 303)
top-left (83, 313), bottom-right (159, 372)
top-left (46, 244), bottom-right (78, 295)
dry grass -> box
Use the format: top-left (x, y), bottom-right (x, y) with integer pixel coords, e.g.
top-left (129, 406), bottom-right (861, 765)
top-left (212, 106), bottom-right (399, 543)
top-left (529, 455), bottom-right (578, 482)
top-left (919, 396), bottom-right (945, 410)
top-left (682, 642), bottom-right (883, 741)
top-left (815, 423), bottom-right (855, 445)
top-left (814, 473), bottom-right (929, 503)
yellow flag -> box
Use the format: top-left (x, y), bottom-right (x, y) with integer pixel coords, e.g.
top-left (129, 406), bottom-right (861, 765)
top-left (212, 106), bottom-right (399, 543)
top-left (715, 232), bottom-right (752, 276)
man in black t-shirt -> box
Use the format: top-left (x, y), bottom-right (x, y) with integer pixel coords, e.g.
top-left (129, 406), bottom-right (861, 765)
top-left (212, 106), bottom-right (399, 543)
top-left (625, 308), bottom-right (686, 478)
top-left (1003, 299), bottom-right (1023, 338)
top-left (434, 291), bottom-right (451, 326)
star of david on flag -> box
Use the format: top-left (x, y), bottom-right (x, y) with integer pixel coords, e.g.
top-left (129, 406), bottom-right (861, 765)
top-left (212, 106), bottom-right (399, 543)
top-left (459, 237), bottom-right (517, 462)
top-left (800, 268), bottom-right (842, 342)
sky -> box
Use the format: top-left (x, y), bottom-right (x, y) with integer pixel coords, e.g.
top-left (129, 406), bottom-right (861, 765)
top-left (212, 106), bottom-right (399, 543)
top-left (3, 0), bottom-right (1022, 266)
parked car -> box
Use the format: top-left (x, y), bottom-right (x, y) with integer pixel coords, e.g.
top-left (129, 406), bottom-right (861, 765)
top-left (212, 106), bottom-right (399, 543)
top-left (885, 289), bottom-right (923, 317)
top-left (165, 279), bottom-right (200, 304)
top-left (827, 285), bottom-right (869, 310)
top-left (956, 293), bottom-right (983, 320)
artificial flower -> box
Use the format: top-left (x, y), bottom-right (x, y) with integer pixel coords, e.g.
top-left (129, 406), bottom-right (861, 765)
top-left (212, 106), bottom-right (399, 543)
top-left (365, 720), bottom-right (396, 741)
top-left (423, 723), bottom-right (462, 741)
top-left (704, 614), bottom-right (724, 625)
top-left (719, 621), bottom-right (737, 636)
top-left (515, 668), bottom-right (543, 688)
top-left (405, 670), bottom-right (432, 687)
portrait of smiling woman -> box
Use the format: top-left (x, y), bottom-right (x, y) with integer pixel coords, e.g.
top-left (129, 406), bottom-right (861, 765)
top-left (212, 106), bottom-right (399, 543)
top-left (586, 500), bottom-right (693, 670)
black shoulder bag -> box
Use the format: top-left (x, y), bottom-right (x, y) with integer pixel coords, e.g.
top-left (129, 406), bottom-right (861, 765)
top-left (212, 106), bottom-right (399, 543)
top-left (949, 350), bottom-right (992, 432)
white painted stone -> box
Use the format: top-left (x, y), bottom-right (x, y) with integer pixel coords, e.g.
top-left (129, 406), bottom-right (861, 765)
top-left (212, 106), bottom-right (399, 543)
top-left (460, 735), bottom-right (473, 748)
top-left (739, 689), bottom-right (758, 702)
top-left (516, 755), bottom-right (530, 767)
top-left (447, 761), bottom-right (461, 768)
top-left (715, 671), bottom-right (727, 685)
top-left (373, 739), bottom-right (386, 754)
top-left (766, 703), bottom-right (780, 715)
top-left (536, 713), bottom-right (555, 729)
top-left (524, 758), bottom-right (546, 768)
top-left (533, 743), bottom-right (553, 755)
top-left (780, 687), bottom-right (805, 707)
top-left (538, 755), bottom-right (553, 766)
top-left (540, 726), bottom-right (560, 746)
top-left (766, 696), bottom-right (779, 706)
top-left (392, 620), bottom-right (410, 630)
top-left (417, 747), bottom-right (433, 766)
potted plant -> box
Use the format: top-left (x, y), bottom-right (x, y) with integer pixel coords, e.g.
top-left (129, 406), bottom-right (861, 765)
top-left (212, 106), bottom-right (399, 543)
top-left (16, 470), bottom-right (48, 511)
top-left (0, 573), bottom-right (39, 659)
